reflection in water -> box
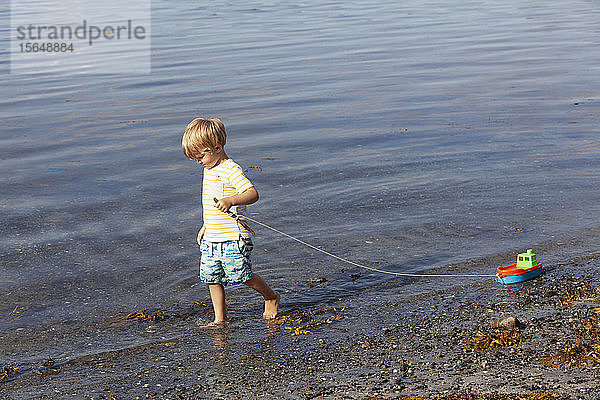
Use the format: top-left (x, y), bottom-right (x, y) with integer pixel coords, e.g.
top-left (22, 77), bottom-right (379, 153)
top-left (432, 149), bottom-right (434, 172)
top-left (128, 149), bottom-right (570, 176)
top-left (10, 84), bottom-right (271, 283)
top-left (265, 319), bottom-right (283, 337)
top-left (211, 326), bottom-right (229, 365)
top-left (496, 282), bottom-right (526, 306)
top-left (202, 319), bottom-right (282, 378)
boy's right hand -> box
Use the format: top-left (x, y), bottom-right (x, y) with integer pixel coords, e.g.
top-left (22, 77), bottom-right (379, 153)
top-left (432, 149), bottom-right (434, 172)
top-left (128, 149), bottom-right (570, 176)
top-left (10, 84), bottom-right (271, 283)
top-left (197, 225), bottom-right (205, 246)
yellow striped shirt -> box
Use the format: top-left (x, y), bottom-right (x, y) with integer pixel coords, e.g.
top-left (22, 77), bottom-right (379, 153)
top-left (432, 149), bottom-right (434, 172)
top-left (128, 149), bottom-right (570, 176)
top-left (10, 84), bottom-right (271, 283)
top-left (202, 159), bottom-right (254, 241)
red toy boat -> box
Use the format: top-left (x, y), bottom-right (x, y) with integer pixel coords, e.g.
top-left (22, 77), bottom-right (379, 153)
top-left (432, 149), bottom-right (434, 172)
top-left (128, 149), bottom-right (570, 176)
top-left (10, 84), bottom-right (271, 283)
top-left (496, 249), bottom-right (543, 284)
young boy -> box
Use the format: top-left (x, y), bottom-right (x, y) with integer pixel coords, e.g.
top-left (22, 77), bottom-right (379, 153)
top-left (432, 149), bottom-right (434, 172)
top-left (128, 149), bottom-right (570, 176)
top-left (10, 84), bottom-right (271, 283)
top-left (182, 117), bottom-right (279, 327)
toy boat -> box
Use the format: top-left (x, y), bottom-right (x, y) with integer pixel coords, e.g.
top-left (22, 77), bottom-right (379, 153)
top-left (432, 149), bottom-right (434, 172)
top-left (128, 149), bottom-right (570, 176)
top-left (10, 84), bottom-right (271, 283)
top-left (496, 249), bottom-right (542, 284)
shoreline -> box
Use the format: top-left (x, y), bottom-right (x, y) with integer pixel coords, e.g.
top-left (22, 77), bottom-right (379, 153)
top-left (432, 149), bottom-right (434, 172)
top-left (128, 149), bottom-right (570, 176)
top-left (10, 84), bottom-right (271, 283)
top-left (2, 253), bottom-right (600, 399)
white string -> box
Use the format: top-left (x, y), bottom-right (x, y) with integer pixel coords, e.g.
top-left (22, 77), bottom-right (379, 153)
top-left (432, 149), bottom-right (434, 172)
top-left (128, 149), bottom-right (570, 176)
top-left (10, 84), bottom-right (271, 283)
top-left (242, 215), bottom-right (497, 278)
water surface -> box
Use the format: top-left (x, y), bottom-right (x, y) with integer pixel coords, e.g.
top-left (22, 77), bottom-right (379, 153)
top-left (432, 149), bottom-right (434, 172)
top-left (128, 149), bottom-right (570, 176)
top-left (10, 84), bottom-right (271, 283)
top-left (1, 0), bottom-right (599, 371)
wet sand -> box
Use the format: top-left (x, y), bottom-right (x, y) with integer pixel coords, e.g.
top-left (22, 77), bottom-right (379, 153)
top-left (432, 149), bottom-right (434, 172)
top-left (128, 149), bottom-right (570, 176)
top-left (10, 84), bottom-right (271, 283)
top-left (2, 253), bottom-right (600, 399)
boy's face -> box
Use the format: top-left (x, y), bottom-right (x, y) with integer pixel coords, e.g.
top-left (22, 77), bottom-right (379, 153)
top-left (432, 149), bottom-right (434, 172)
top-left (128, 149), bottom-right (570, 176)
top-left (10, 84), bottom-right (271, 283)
top-left (194, 146), bottom-right (222, 169)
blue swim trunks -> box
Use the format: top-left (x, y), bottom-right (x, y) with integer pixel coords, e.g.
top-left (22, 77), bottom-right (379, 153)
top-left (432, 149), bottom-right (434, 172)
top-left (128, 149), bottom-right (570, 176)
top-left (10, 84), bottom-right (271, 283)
top-left (199, 237), bottom-right (254, 286)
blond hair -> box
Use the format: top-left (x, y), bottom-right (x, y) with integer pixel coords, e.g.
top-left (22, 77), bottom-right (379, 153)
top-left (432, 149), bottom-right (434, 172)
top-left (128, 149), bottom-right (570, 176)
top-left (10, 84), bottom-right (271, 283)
top-left (182, 117), bottom-right (227, 159)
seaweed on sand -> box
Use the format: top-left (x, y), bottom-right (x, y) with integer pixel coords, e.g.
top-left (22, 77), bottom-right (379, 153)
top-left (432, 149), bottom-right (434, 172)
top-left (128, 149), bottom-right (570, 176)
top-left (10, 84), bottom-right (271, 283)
top-left (557, 280), bottom-right (600, 307)
top-left (0, 363), bottom-right (21, 381)
top-left (370, 393), bottom-right (554, 399)
top-left (33, 358), bottom-right (59, 376)
top-left (272, 306), bottom-right (346, 335)
top-left (463, 328), bottom-right (522, 352)
top-left (538, 315), bottom-right (600, 368)
top-left (109, 301), bottom-right (210, 326)
top-left (126, 307), bottom-right (166, 322)
top-left (8, 305), bottom-right (21, 321)
top-left (538, 338), bottom-right (600, 368)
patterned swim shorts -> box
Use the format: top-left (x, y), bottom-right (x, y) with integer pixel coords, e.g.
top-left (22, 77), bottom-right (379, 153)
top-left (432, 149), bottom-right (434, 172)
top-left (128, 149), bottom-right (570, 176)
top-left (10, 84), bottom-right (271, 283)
top-left (199, 237), bottom-right (254, 286)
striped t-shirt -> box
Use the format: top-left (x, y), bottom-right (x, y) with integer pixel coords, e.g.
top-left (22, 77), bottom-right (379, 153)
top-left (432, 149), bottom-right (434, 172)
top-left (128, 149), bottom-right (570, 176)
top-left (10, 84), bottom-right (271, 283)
top-left (202, 159), bottom-right (254, 241)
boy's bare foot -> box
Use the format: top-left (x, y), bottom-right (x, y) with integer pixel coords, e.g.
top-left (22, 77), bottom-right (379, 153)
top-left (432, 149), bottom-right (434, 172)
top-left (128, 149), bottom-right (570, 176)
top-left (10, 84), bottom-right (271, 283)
top-left (197, 319), bottom-right (228, 329)
top-left (263, 292), bottom-right (280, 320)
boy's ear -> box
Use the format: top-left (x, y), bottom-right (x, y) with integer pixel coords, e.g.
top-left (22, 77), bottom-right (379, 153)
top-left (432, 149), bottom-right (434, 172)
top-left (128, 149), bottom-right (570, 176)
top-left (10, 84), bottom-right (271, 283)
top-left (213, 145), bottom-right (222, 153)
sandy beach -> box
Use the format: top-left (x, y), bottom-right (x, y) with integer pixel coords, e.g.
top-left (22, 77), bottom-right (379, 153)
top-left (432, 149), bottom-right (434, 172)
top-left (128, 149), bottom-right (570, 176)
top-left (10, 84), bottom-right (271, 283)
top-left (2, 252), bottom-right (600, 399)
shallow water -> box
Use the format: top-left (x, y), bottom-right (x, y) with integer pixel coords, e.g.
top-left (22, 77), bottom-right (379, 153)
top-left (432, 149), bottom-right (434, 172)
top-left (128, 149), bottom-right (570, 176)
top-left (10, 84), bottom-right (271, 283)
top-left (1, 0), bottom-right (599, 373)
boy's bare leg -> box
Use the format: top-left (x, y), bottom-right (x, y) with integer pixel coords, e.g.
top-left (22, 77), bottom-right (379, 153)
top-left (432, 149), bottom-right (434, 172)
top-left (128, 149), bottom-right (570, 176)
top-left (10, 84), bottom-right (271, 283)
top-left (203, 283), bottom-right (227, 326)
top-left (244, 274), bottom-right (280, 319)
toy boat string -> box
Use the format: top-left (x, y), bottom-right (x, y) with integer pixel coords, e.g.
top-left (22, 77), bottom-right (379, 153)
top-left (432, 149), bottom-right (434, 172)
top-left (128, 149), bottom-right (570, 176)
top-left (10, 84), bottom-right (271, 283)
top-left (220, 208), bottom-right (496, 278)
top-left (213, 197), bottom-right (255, 235)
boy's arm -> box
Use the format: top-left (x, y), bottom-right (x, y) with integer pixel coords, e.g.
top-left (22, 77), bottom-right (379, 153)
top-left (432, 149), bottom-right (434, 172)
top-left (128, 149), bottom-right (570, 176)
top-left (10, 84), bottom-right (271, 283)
top-left (214, 187), bottom-right (259, 213)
